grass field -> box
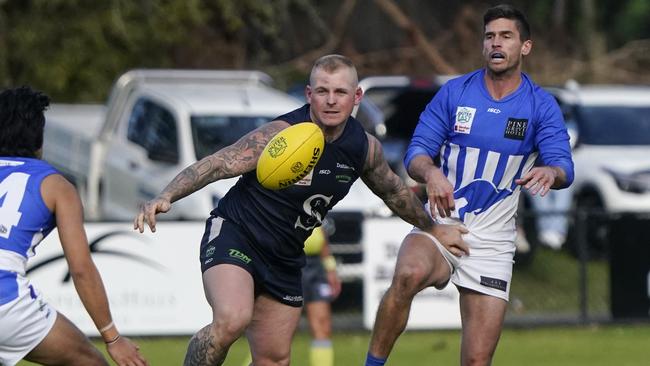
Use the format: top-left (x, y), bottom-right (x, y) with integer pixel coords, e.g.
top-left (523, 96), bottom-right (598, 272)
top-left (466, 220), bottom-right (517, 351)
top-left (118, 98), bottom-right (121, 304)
top-left (17, 247), bottom-right (642, 365)
top-left (18, 324), bottom-right (650, 365)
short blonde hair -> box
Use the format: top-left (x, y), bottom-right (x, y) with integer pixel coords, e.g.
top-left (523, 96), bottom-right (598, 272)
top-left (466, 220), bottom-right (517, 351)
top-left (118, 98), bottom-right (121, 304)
top-left (309, 54), bottom-right (358, 86)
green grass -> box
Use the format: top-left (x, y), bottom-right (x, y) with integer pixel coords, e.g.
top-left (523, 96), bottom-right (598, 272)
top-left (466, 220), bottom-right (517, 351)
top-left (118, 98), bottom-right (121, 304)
top-left (18, 247), bottom-right (627, 365)
top-left (509, 246), bottom-right (609, 316)
top-left (18, 325), bottom-right (650, 365)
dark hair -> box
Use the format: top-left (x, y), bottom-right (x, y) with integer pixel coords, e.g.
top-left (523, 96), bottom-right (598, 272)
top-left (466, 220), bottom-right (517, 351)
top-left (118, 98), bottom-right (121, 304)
top-left (0, 86), bottom-right (50, 158)
top-left (483, 4), bottom-right (531, 41)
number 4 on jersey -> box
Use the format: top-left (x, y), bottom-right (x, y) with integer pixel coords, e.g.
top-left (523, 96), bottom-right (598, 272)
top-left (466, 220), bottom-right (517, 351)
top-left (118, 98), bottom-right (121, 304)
top-left (0, 172), bottom-right (29, 239)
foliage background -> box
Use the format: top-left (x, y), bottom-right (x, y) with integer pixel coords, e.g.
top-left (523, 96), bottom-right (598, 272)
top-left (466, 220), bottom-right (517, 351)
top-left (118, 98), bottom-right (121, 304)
top-left (1, 0), bottom-right (650, 101)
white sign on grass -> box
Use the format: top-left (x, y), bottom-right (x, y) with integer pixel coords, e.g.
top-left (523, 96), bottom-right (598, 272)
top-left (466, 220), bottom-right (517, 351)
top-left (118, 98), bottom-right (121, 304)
top-left (26, 221), bottom-right (211, 336)
top-left (363, 218), bottom-right (461, 330)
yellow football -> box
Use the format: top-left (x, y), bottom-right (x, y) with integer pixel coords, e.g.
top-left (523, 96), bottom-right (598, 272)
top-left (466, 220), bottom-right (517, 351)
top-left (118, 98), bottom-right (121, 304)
top-left (256, 122), bottom-right (325, 190)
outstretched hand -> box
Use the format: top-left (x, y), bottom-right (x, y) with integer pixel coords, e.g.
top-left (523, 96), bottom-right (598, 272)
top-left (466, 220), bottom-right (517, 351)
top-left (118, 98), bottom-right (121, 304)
top-left (515, 166), bottom-right (557, 196)
top-left (431, 224), bottom-right (470, 257)
top-left (106, 336), bottom-right (148, 366)
top-left (133, 197), bottom-right (171, 233)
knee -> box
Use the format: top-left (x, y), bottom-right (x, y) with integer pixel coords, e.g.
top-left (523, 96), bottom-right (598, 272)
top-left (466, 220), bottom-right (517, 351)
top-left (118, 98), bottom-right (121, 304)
top-left (391, 263), bottom-right (430, 295)
top-left (254, 349), bottom-right (291, 366)
top-left (212, 307), bottom-right (251, 342)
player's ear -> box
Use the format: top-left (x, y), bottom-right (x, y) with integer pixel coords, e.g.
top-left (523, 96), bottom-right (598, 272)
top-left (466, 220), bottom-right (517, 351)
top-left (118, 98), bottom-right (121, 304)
top-left (354, 86), bottom-right (363, 105)
top-left (305, 85), bottom-right (313, 103)
top-left (521, 39), bottom-right (532, 56)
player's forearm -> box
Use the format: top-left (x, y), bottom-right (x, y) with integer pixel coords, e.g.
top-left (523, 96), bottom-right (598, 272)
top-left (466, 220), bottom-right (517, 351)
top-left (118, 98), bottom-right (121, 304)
top-left (158, 157), bottom-right (222, 203)
top-left (407, 155), bottom-right (438, 184)
top-left (70, 262), bottom-right (116, 339)
top-left (383, 184), bottom-right (435, 231)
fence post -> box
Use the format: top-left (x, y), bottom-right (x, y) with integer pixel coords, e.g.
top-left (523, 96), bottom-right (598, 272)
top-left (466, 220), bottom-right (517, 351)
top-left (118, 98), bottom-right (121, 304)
top-left (576, 208), bottom-right (589, 324)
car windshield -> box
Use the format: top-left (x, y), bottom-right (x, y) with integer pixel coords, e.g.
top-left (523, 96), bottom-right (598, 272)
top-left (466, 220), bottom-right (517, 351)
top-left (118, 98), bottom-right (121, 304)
top-left (191, 115), bottom-right (272, 159)
top-left (359, 86), bottom-right (438, 140)
top-left (576, 106), bottom-right (650, 145)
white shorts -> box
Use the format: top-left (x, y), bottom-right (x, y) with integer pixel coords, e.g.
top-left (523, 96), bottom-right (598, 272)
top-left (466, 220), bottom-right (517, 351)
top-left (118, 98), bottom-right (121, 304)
top-left (409, 229), bottom-right (514, 301)
top-left (0, 275), bottom-right (57, 366)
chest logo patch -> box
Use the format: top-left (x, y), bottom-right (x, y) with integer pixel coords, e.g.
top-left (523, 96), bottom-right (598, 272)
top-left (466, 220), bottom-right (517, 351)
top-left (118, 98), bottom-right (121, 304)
top-left (295, 169), bottom-right (314, 186)
top-left (504, 118), bottom-right (528, 140)
top-left (454, 106), bottom-right (476, 134)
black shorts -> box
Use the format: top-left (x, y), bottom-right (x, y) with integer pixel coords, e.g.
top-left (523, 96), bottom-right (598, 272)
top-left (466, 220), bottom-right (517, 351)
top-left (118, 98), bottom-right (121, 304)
top-left (302, 255), bottom-right (333, 303)
top-left (199, 215), bottom-right (304, 307)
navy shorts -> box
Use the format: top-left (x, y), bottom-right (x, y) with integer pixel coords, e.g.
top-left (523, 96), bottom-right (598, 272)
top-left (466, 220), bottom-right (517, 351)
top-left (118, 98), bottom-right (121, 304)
top-left (302, 255), bottom-right (333, 303)
top-left (199, 215), bottom-right (304, 307)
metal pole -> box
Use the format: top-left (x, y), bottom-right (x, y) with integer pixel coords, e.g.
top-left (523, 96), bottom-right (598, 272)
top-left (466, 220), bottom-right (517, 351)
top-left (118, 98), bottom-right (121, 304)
top-left (576, 208), bottom-right (589, 323)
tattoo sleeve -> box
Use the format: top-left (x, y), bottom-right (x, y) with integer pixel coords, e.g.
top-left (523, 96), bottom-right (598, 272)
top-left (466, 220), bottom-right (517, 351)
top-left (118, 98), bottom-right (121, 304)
top-left (361, 134), bottom-right (434, 231)
top-left (160, 121), bottom-right (288, 203)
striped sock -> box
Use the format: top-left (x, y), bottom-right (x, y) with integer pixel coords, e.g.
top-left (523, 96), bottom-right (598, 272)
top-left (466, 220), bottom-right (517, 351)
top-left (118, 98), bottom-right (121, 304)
top-left (310, 339), bottom-right (333, 366)
top-left (365, 352), bottom-right (387, 366)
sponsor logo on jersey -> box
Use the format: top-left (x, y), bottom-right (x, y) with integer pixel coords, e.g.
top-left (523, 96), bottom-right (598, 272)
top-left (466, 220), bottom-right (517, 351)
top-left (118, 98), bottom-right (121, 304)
top-left (319, 169), bottom-right (331, 175)
top-left (295, 169), bottom-right (314, 186)
top-left (487, 107), bottom-right (501, 114)
top-left (504, 118), bottom-right (528, 140)
top-left (282, 294), bottom-right (304, 303)
top-left (205, 245), bottom-right (216, 257)
top-left (454, 106), bottom-right (476, 134)
top-left (336, 174), bottom-right (352, 183)
top-left (279, 147), bottom-right (321, 188)
top-left (228, 249), bottom-right (252, 264)
top-left (295, 194), bottom-right (333, 230)
top-left (480, 276), bottom-right (508, 292)
top-left (336, 162), bottom-right (355, 171)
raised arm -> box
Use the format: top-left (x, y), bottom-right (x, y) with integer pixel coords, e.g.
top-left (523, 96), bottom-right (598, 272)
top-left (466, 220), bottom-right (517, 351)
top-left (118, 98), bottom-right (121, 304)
top-left (360, 133), bottom-right (434, 231)
top-left (43, 174), bottom-right (147, 366)
top-left (134, 120), bottom-right (289, 232)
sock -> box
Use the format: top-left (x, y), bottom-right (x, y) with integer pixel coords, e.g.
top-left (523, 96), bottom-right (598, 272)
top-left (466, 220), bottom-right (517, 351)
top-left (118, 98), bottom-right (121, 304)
top-left (310, 339), bottom-right (334, 366)
top-left (364, 352), bottom-right (387, 366)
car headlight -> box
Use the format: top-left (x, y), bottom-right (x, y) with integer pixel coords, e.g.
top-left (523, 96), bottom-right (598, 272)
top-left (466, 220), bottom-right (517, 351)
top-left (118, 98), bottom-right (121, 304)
top-left (605, 168), bottom-right (650, 194)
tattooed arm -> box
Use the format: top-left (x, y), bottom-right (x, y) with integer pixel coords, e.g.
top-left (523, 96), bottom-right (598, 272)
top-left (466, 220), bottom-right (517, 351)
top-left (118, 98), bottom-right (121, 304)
top-left (360, 133), bottom-right (434, 232)
top-left (134, 120), bottom-right (289, 232)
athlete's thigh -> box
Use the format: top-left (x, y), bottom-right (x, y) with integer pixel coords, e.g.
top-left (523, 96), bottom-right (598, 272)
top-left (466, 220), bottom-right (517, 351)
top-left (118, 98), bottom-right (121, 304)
top-left (25, 312), bottom-right (106, 366)
top-left (246, 293), bottom-right (302, 362)
top-left (203, 264), bottom-right (255, 320)
top-left (393, 233), bottom-right (452, 289)
top-left (458, 287), bottom-right (507, 362)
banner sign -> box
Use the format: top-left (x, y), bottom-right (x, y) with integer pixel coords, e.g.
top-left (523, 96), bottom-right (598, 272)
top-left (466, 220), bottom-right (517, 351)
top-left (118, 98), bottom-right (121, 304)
top-left (27, 222), bottom-right (211, 336)
top-left (362, 218), bottom-right (461, 329)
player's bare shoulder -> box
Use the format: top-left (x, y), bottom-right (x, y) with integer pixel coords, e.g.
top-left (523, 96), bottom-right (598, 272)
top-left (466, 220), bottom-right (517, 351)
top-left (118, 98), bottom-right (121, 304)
top-left (40, 173), bottom-right (80, 211)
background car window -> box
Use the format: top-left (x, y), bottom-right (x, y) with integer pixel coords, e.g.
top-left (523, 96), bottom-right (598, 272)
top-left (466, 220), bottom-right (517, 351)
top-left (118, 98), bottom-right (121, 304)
top-left (190, 116), bottom-right (270, 160)
top-left (576, 106), bottom-right (650, 145)
top-left (127, 98), bottom-right (179, 162)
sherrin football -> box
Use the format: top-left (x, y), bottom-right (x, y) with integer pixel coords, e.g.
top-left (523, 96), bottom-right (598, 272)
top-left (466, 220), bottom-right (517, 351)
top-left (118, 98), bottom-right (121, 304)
top-left (256, 122), bottom-right (325, 190)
